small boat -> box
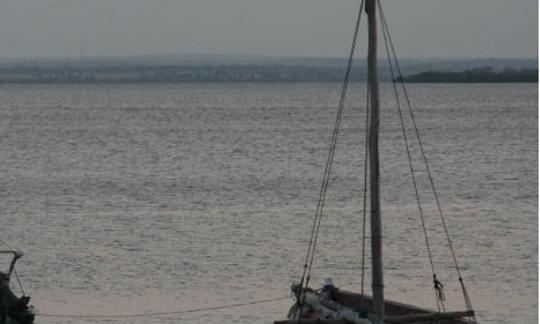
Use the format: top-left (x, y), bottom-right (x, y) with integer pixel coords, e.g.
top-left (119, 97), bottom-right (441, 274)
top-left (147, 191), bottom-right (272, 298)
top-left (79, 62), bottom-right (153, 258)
top-left (0, 250), bottom-right (35, 324)
top-left (275, 0), bottom-right (477, 323)
top-left (276, 283), bottom-right (474, 324)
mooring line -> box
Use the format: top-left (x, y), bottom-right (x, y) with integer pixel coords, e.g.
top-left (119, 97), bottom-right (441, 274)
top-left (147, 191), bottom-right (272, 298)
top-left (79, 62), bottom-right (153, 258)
top-left (35, 295), bottom-right (290, 319)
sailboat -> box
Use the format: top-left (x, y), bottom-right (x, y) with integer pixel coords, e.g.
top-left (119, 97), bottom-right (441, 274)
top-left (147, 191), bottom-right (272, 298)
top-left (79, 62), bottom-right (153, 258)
top-left (275, 0), bottom-right (477, 323)
top-left (0, 250), bottom-right (35, 324)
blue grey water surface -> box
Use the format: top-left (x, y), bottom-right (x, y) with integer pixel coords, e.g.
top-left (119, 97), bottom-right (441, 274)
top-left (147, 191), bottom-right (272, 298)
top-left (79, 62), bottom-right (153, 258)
top-left (0, 83), bottom-right (536, 323)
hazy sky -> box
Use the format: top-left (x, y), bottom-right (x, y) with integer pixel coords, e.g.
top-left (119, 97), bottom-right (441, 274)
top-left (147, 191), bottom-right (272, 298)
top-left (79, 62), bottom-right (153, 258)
top-left (0, 0), bottom-right (537, 59)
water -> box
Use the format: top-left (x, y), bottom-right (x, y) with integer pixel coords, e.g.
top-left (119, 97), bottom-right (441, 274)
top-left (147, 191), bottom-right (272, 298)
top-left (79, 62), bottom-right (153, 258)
top-left (0, 83), bottom-right (536, 323)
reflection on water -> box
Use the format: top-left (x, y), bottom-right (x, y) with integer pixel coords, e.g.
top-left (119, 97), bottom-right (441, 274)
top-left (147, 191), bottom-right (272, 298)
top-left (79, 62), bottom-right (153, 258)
top-left (0, 83), bottom-right (536, 323)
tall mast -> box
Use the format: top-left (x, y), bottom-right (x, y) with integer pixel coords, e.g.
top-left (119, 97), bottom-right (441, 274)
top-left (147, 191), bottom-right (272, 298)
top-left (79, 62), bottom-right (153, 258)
top-left (366, 0), bottom-right (384, 319)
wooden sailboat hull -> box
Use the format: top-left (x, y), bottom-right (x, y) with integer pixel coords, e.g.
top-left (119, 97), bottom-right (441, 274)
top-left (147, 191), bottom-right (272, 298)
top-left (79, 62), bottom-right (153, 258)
top-left (0, 306), bottom-right (35, 324)
top-left (0, 272), bottom-right (35, 324)
top-left (275, 288), bottom-right (474, 324)
top-left (333, 288), bottom-right (473, 324)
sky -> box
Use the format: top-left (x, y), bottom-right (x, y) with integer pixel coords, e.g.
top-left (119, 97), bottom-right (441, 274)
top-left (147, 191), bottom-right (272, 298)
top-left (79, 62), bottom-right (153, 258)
top-left (0, 0), bottom-right (537, 59)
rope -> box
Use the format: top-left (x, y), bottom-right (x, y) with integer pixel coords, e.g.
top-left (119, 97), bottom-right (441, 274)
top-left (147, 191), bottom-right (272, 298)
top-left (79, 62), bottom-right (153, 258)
top-left (0, 239), bottom-right (14, 250)
top-left (298, 0), bottom-right (365, 318)
top-left (378, 0), bottom-right (475, 319)
top-left (299, 0), bottom-right (365, 291)
top-left (377, 0), bottom-right (443, 311)
top-left (12, 268), bottom-right (26, 297)
top-left (35, 296), bottom-right (290, 319)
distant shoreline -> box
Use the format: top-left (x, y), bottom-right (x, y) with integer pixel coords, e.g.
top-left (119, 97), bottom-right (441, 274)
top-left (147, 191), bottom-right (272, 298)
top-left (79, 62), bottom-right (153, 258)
top-left (0, 64), bottom-right (536, 84)
top-left (0, 65), bottom-right (360, 84)
top-left (400, 67), bottom-right (537, 83)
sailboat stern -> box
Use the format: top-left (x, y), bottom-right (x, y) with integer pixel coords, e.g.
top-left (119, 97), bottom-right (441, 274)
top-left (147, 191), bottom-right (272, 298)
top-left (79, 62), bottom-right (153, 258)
top-left (0, 249), bottom-right (35, 324)
top-left (0, 272), bottom-right (35, 323)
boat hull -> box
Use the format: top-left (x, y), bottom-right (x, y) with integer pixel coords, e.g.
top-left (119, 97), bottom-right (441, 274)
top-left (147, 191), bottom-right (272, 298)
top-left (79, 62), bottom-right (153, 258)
top-left (331, 289), bottom-right (473, 323)
top-left (275, 288), bottom-right (474, 324)
top-left (1, 308), bottom-right (35, 324)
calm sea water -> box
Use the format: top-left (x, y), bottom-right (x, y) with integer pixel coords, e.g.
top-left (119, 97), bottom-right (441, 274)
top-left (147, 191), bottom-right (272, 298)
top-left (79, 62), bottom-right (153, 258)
top-left (0, 83), bottom-right (536, 323)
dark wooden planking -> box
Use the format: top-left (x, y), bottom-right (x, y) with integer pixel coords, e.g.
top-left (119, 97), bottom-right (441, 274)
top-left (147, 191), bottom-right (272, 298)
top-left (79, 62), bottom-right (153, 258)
top-left (386, 311), bottom-right (475, 323)
top-left (274, 320), bottom-right (352, 324)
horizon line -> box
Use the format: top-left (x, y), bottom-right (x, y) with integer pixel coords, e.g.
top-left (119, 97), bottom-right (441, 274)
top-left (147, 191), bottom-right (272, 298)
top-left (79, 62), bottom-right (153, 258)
top-left (0, 53), bottom-right (537, 63)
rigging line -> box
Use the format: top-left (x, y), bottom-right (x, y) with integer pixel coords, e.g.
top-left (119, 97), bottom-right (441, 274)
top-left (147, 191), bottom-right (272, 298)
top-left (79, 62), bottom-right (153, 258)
top-left (0, 238), bottom-right (14, 250)
top-left (378, 0), bottom-right (465, 277)
top-left (376, 0), bottom-right (442, 311)
top-left (36, 296), bottom-right (290, 319)
top-left (300, 0), bottom-right (365, 281)
top-left (377, 2), bottom-right (475, 317)
top-left (306, 0), bottom-right (365, 277)
top-left (12, 268), bottom-right (26, 296)
top-left (298, 0), bottom-right (365, 319)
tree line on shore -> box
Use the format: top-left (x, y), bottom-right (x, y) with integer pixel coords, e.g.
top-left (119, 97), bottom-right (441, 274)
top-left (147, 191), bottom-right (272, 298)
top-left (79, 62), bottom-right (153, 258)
top-left (399, 67), bottom-right (537, 83)
top-left (0, 65), bottom-right (536, 83)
